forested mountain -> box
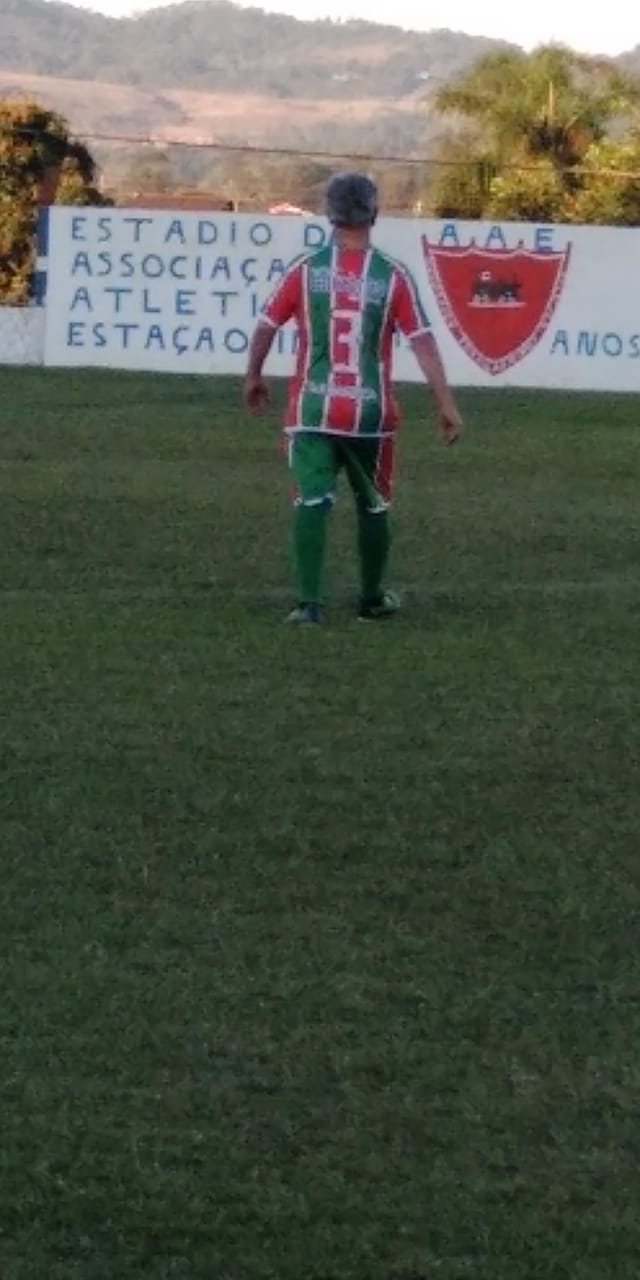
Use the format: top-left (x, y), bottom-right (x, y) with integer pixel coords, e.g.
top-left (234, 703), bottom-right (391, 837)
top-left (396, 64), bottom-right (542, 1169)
top-left (0, 0), bottom-right (515, 98)
top-left (1, 0), bottom-right (638, 164)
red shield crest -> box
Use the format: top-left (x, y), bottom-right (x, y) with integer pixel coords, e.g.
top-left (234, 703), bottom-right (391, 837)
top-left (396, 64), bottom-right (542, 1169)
top-left (422, 239), bottom-right (571, 375)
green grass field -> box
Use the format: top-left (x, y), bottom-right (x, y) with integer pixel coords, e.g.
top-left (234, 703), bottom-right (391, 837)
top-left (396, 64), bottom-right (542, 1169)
top-left (2, 368), bottom-right (640, 1280)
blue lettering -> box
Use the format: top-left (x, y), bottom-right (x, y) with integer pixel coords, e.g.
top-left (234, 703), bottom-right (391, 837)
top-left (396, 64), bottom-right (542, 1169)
top-left (211, 290), bottom-right (238, 317)
top-left (165, 219), bottom-right (186, 245)
top-left (277, 328), bottom-right (298, 355)
top-left (173, 326), bottom-right (189, 355)
top-left (143, 288), bottom-right (162, 314)
top-left (67, 321), bottom-right (85, 346)
top-left (240, 258), bottom-right (256, 286)
top-left (438, 222), bottom-right (459, 247)
top-left (175, 289), bottom-right (196, 316)
top-left (250, 222), bottom-right (272, 247)
top-left (71, 215), bottom-right (87, 242)
top-left (251, 292), bottom-right (262, 318)
top-left (93, 323), bottom-right (107, 347)
top-left (71, 251), bottom-right (92, 277)
top-left (603, 332), bottom-right (623, 357)
top-left (534, 226), bottom-right (555, 251)
top-left (552, 330), bottom-right (640, 358)
top-left (577, 331), bottom-right (598, 357)
top-left (195, 327), bottom-right (215, 353)
top-left (104, 286), bottom-right (133, 314)
top-left (120, 253), bottom-right (135, 278)
top-left (123, 216), bottom-right (153, 243)
top-left (485, 224), bottom-right (507, 250)
top-left (225, 328), bottom-right (248, 354)
top-left (70, 287), bottom-right (92, 313)
top-left (268, 257), bottom-right (286, 282)
top-left (304, 223), bottom-right (326, 249)
top-left (114, 323), bottom-right (139, 349)
top-left (145, 324), bottom-right (165, 350)
top-left (97, 216), bottom-right (112, 243)
top-left (550, 329), bottom-right (569, 356)
top-left (141, 254), bottom-right (165, 279)
top-left (96, 252), bottom-right (113, 277)
top-left (198, 220), bottom-right (218, 246)
top-left (212, 256), bottom-right (232, 281)
top-left (170, 256), bottom-right (188, 280)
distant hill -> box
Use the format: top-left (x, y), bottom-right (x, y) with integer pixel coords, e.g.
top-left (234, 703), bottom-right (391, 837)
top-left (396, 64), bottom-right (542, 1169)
top-left (1, 0), bottom-right (639, 167)
top-left (0, 0), bottom-right (518, 160)
top-left (0, 0), bottom-right (515, 99)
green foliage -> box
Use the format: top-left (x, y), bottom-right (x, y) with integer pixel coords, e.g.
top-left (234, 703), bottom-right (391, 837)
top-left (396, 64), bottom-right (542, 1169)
top-left (485, 158), bottom-right (567, 222)
top-left (566, 137), bottom-right (640, 225)
top-left (0, 98), bottom-right (107, 305)
top-left (479, 136), bottom-right (640, 224)
top-left (0, 201), bottom-right (35, 304)
top-left (433, 44), bottom-right (640, 223)
top-left (435, 44), bottom-right (640, 166)
top-left (430, 144), bottom-right (496, 218)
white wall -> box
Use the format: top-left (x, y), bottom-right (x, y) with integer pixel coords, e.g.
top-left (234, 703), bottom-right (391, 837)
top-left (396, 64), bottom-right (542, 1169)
top-left (9, 207), bottom-right (640, 389)
top-left (0, 306), bottom-right (45, 366)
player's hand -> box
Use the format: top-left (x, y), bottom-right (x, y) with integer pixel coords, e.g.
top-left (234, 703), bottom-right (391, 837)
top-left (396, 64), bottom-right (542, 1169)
top-left (244, 375), bottom-right (269, 415)
top-left (436, 400), bottom-right (463, 446)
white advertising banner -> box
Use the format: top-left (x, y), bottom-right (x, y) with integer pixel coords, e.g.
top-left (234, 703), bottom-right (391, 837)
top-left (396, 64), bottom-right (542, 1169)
top-left (42, 207), bottom-right (640, 390)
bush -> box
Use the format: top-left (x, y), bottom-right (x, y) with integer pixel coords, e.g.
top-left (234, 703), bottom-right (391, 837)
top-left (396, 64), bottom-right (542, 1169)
top-left (0, 98), bottom-right (109, 305)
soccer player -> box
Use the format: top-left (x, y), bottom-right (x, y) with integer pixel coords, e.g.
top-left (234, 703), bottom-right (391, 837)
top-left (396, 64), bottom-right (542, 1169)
top-left (243, 171), bottom-right (463, 624)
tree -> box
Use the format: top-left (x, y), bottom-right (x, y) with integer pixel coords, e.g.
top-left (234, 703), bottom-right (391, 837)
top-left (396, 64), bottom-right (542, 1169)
top-left (428, 132), bottom-right (496, 217)
top-left (0, 99), bottom-right (108, 304)
top-left (434, 45), bottom-right (639, 169)
top-left (565, 137), bottom-right (640, 225)
top-left (431, 44), bottom-right (640, 221)
top-left (484, 158), bottom-right (567, 222)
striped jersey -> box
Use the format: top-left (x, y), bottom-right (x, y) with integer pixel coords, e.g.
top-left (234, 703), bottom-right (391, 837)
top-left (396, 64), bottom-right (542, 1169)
top-left (261, 241), bottom-right (431, 436)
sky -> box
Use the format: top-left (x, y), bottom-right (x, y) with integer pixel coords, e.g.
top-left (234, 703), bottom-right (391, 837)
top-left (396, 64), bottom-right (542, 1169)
top-left (58, 0), bottom-right (639, 58)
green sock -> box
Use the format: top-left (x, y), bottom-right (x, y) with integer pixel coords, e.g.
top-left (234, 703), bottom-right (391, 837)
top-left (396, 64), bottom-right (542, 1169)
top-left (293, 501), bottom-right (329, 602)
top-left (358, 506), bottom-right (390, 602)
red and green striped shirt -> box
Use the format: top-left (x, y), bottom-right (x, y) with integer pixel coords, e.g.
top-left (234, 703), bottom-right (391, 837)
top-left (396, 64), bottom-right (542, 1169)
top-left (261, 241), bottom-right (430, 436)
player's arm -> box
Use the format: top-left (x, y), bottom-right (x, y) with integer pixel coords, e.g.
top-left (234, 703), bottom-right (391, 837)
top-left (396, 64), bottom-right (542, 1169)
top-left (243, 263), bottom-right (302, 416)
top-left (410, 332), bottom-right (462, 446)
top-left (245, 322), bottom-right (276, 413)
top-left (392, 269), bottom-right (463, 446)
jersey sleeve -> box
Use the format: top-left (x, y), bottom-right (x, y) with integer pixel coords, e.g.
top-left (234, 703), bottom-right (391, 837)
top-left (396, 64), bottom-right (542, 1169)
top-left (260, 261), bottom-right (303, 328)
top-left (390, 266), bottom-right (431, 340)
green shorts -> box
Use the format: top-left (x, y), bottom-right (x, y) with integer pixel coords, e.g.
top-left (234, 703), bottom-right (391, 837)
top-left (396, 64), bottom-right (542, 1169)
top-left (287, 431), bottom-right (395, 512)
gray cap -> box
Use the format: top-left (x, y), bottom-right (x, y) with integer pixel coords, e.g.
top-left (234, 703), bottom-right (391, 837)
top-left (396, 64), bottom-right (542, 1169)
top-left (325, 171), bottom-right (378, 227)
